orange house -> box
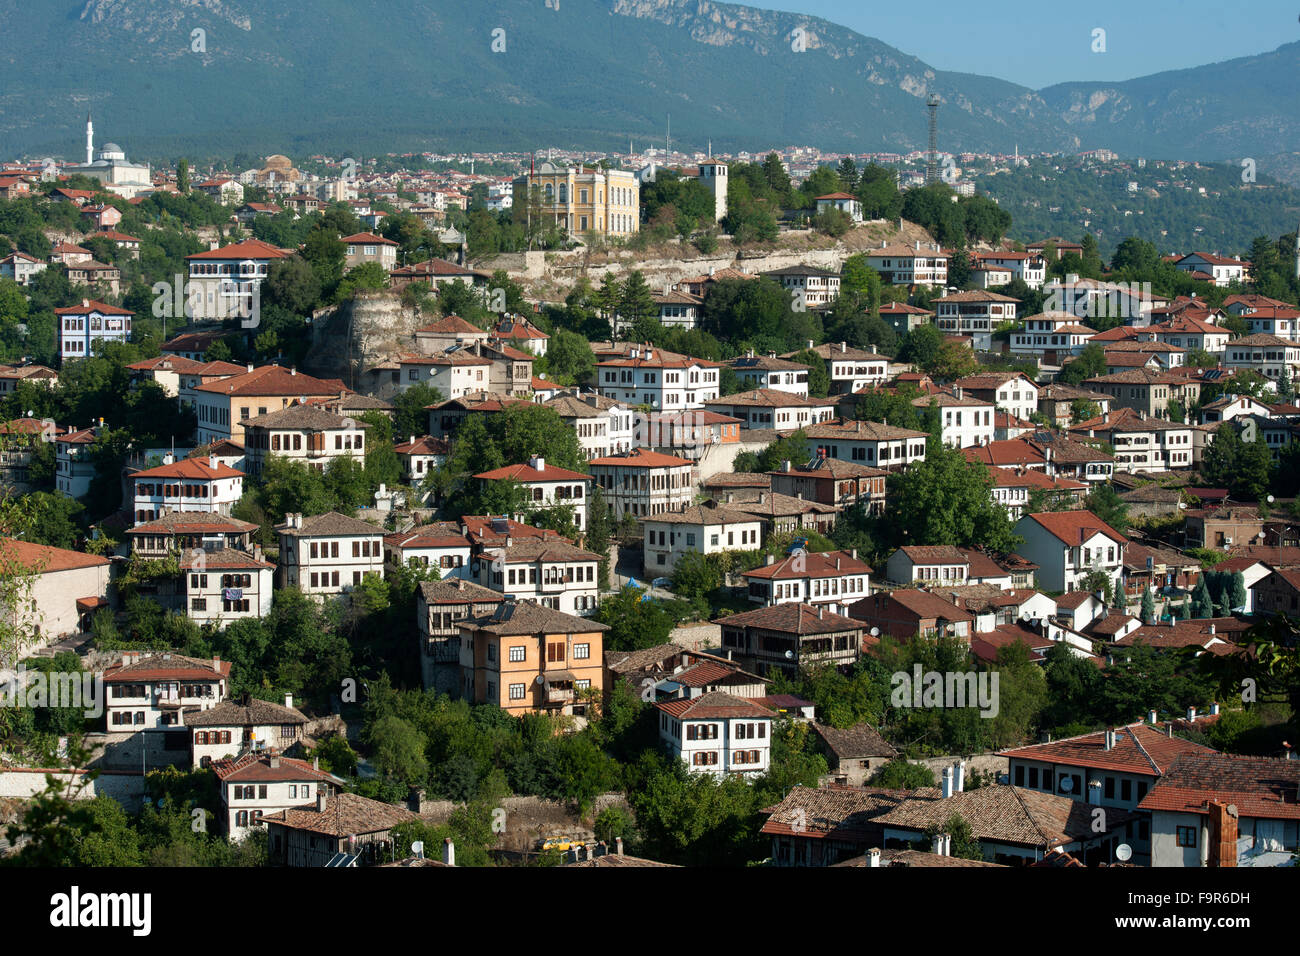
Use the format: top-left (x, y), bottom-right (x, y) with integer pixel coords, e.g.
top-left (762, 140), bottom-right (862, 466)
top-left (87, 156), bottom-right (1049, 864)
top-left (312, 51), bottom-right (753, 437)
top-left (457, 601), bottom-right (607, 718)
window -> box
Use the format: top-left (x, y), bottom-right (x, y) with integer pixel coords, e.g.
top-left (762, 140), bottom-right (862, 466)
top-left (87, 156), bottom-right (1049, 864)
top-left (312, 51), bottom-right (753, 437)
top-left (1176, 826), bottom-right (1197, 848)
top-left (573, 643), bottom-right (590, 660)
top-left (547, 642), bottom-right (564, 662)
top-left (509, 645), bottom-right (526, 663)
top-left (509, 683), bottom-right (526, 700)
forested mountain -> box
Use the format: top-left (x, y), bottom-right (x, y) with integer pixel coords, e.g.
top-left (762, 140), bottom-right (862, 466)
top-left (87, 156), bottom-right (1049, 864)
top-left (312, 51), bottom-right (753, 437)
top-left (1, 0), bottom-right (1298, 166)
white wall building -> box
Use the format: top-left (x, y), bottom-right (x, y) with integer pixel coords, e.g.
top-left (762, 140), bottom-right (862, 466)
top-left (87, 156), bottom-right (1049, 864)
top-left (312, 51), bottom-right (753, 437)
top-left (656, 692), bottom-right (776, 779)
top-left (275, 511), bottom-right (385, 596)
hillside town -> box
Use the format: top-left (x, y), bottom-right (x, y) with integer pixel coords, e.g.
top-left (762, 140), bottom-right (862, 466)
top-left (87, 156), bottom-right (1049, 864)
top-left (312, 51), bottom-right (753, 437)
top-left (0, 119), bottom-right (1296, 877)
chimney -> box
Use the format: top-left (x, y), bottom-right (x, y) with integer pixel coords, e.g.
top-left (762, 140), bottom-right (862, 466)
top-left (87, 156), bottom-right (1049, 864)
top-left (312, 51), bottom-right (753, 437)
top-left (765, 553), bottom-right (775, 566)
top-left (1087, 779), bottom-right (1102, 805)
top-left (941, 766), bottom-right (954, 799)
top-left (209, 454), bottom-right (217, 471)
top-left (1208, 623), bottom-right (1215, 636)
top-left (781, 459), bottom-right (792, 472)
top-left (407, 787), bottom-right (426, 814)
top-left (954, 759), bottom-right (966, 793)
top-left (933, 832), bottom-right (948, 855)
top-left (806, 339), bottom-right (814, 350)
top-left (817, 606), bottom-right (824, 619)
top-left (409, 435), bottom-right (415, 446)
top-left (1104, 728), bottom-right (1116, 751)
top-left (840, 342), bottom-right (847, 353)
top-left (1148, 709), bottom-right (1158, 725)
top-left (851, 549), bottom-right (858, 561)
top-left (1211, 702), bottom-right (1220, 716)
top-left (284, 693), bottom-right (293, 709)
top-left (1187, 706), bottom-right (1197, 722)
top-left (313, 757), bottom-right (319, 771)
top-left (443, 837), bottom-right (456, 867)
top-left (247, 363), bottom-right (254, 373)
top-left (1207, 801), bottom-right (1238, 868)
top-left (269, 755), bottom-right (281, 768)
top-left (1167, 722), bottom-right (1174, 738)
top-left (868, 848), bottom-right (881, 867)
top-left (529, 454), bottom-right (546, 472)
top-left (615, 837), bottom-right (624, 856)
top-left (317, 793), bottom-right (327, 813)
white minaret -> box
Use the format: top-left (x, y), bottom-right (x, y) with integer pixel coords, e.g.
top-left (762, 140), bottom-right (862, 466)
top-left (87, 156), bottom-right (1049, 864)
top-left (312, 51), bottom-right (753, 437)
top-left (85, 112), bottom-right (94, 165)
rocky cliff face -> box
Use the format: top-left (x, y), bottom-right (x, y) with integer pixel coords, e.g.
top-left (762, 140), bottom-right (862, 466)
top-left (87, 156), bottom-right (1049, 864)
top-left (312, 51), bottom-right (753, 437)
top-left (301, 291), bottom-right (426, 391)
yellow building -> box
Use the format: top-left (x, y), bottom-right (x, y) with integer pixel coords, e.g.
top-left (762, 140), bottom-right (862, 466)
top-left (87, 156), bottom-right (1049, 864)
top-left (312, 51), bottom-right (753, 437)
top-left (514, 161), bottom-right (640, 237)
top-left (457, 600), bottom-right (607, 718)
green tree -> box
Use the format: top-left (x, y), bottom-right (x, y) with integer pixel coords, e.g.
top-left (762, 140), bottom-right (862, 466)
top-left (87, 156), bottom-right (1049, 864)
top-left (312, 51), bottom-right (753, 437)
top-left (367, 715), bottom-right (429, 786)
top-left (868, 759), bottom-right (936, 790)
top-left (592, 587), bottom-right (682, 651)
top-left (1202, 422), bottom-right (1272, 502)
top-left (1057, 344), bottom-right (1107, 386)
top-left (883, 442), bottom-right (1020, 552)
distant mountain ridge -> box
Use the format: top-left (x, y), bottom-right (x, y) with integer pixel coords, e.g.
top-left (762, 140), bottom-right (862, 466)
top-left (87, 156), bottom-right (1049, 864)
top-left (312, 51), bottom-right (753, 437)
top-left (0, 0), bottom-right (1295, 168)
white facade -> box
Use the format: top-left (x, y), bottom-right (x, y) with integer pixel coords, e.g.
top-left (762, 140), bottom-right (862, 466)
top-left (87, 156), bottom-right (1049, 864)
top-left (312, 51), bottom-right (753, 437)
top-left (596, 348), bottom-right (721, 412)
top-left (479, 542), bottom-right (600, 615)
top-left (657, 699), bottom-right (773, 779)
top-left (131, 456), bottom-right (245, 525)
top-left (184, 553), bottom-right (275, 627)
top-left (276, 512), bottom-right (386, 596)
top-left (642, 507), bottom-right (765, 575)
top-left (589, 449), bottom-right (695, 519)
top-left (1014, 513), bottom-right (1126, 594)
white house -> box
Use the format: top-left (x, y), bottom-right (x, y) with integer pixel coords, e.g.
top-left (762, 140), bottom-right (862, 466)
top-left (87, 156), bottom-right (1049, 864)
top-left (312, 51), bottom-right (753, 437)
top-left (784, 342), bottom-right (889, 395)
top-left (814, 192), bottom-right (863, 222)
top-left (1141, 753), bottom-right (1300, 868)
top-left (953, 372), bottom-right (1040, 424)
top-left (186, 696), bottom-right (310, 769)
top-left (884, 546), bottom-right (971, 587)
top-left (103, 652), bottom-right (229, 733)
top-left (383, 523), bottom-right (472, 577)
top-left (971, 250), bottom-right (1046, 289)
top-left (703, 389), bottom-right (836, 432)
top-left (54, 300), bottom-right (133, 362)
top-left (1010, 312), bottom-right (1096, 358)
top-left (183, 548), bottom-right (275, 627)
top-left (1173, 253), bottom-right (1247, 288)
top-left (1222, 334), bottom-right (1300, 384)
top-left (761, 265), bottom-right (841, 309)
top-left (54, 425), bottom-right (97, 499)
top-left (656, 692), bottom-right (776, 778)
top-left (642, 503), bottom-right (765, 575)
top-left (934, 291), bottom-right (1019, 351)
top-left (864, 242), bottom-right (948, 287)
top-left (741, 549), bottom-right (873, 615)
top-left (1013, 511), bottom-right (1127, 594)
top-left (916, 393), bottom-right (995, 449)
top-left (130, 455), bottom-right (245, 525)
top-left (595, 346), bottom-right (720, 412)
top-left (213, 752), bottom-right (343, 842)
top-left (588, 448), bottom-right (695, 519)
top-left (478, 537), bottom-right (601, 615)
top-left (473, 455), bottom-right (591, 533)
top-left (242, 404), bottom-right (367, 477)
top-left (397, 351), bottom-right (493, 398)
top-left (0, 250), bottom-right (46, 286)
top-left (185, 239), bottom-right (294, 321)
top-left (729, 353), bottom-right (811, 397)
top-left (544, 393), bottom-right (636, 461)
top-left (803, 419), bottom-right (929, 471)
top-left (275, 511), bottom-right (385, 596)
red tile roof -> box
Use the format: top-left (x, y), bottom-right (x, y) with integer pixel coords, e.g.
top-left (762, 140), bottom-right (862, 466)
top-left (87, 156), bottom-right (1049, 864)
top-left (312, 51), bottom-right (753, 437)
top-left (1137, 753), bottom-right (1300, 819)
top-left (1021, 510), bottom-right (1126, 546)
top-left (1002, 723), bottom-right (1216, 776)
top-left (0, 537), bottom-right (109, 573)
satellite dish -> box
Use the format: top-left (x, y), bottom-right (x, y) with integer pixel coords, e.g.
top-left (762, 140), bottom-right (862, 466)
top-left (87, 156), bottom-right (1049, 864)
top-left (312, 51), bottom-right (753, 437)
top-left (411, 840), bottom-right (424, 858)
top-left (784, 650), bottom-right (794, 660)
top-left (869, 627), bottom-right (880, 637)
top-left (1268, 495), bottom-right (1275, 504)
top-left (1116, 844), bottom-right (1133, 862)
top-left (535, 674), bottom-right (545, 685)
top-left (1059, 777), bottom-right (1074, 792)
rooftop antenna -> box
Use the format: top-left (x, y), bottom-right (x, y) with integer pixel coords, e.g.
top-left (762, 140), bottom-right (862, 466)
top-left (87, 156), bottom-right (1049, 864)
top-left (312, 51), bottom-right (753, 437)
top-left (926, 94), bottom-right (940, 184)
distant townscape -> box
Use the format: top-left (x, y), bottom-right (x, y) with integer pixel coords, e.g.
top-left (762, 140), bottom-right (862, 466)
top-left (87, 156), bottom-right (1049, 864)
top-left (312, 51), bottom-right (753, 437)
top-left (0, 120), bottom-right (1296, 872)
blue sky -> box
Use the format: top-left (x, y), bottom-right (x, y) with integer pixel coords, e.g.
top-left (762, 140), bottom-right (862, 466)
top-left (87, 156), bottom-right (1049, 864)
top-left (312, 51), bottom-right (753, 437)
top-left (747, 0), bottom-right (1298, 88)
